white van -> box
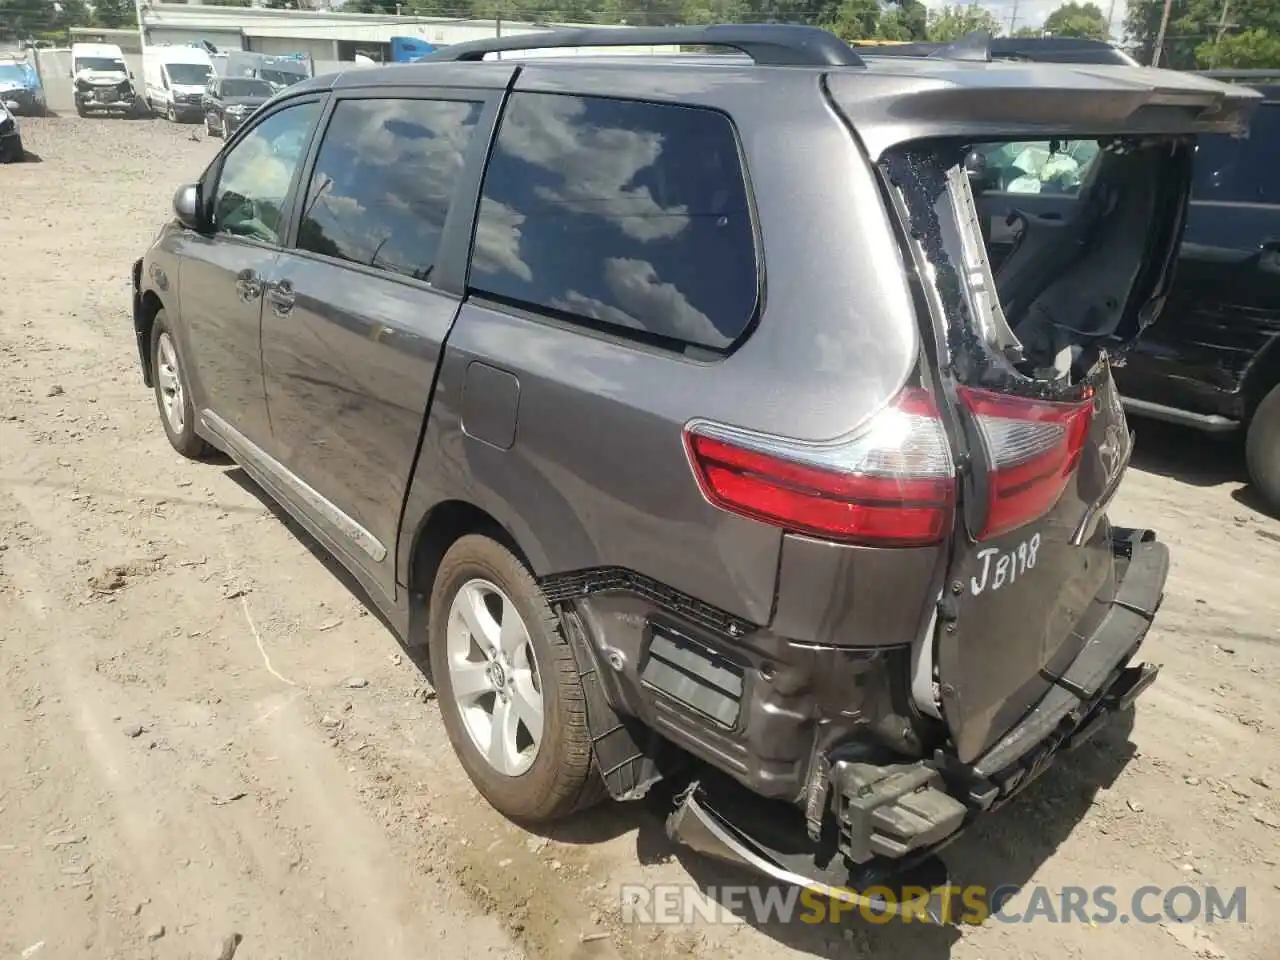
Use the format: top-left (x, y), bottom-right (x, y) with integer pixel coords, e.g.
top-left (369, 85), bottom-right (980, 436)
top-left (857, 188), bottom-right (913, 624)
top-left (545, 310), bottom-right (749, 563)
top-left (143, 44), bottom-right (214, 122)
top-left (70, 41), bottom-right (140, 117)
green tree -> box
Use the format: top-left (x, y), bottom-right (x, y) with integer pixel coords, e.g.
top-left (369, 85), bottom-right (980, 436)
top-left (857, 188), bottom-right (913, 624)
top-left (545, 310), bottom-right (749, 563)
top-left (0, 0), bottom-right (56, 37)
top-left (1043, 1), bottom-right (1109, 39)
top-left (1012, 25), bottom-right (1043, 37)
top-left (1125, 0), bottom-right (1280, 68)
top-left (926, 3), bottom-right (1003, 41)
top-left (824, 0), bottom-right (879, 42)
top-left (680, 0), bottom-right (748, 25)
top-left (91, 0), bottom-right (138, 27)
top-left (1197, 26), bottom-right (1280, 66)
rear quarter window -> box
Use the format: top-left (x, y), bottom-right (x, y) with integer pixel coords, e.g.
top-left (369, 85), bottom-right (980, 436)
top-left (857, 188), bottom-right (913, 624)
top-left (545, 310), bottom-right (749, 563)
top-left (468, 92), bottom-right (759, 352)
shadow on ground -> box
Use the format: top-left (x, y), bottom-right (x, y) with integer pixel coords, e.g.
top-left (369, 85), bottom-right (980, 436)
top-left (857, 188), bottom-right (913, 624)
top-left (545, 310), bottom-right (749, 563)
top-left (1127, 418), bottom-right (1245, 488)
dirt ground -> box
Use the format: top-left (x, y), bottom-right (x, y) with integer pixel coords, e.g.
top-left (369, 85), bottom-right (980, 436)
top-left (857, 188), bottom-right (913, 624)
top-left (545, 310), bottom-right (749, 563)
top-left (1, 115), bottom-right (1277, 960)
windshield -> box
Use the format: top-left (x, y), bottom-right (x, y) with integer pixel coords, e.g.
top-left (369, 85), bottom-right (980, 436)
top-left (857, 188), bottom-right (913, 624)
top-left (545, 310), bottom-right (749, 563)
top-left (0, 64), bottom-right (30, 84)
top-left (75, 57), bottom-right (126, 73)
top-left (222, 78), bottom-right (273, 98)
top-left (259, 69), bottom-right (304, 87)
top-left (167, 63), bottom-right (212, 85)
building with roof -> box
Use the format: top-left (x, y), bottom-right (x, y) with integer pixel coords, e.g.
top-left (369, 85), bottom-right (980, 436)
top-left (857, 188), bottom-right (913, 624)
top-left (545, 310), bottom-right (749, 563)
top-left (136, 2), bottom-right (661, 69)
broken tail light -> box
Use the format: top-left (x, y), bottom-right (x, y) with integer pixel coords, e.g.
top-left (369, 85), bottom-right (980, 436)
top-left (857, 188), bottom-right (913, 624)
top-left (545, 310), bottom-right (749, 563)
top-left (958, 386), bottom-right (1094, 540)
top-left (683, 387), bottom-right (956, 547)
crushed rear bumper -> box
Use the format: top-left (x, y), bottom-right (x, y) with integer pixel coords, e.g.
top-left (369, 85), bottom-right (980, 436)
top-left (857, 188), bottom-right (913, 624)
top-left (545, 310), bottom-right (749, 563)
top-left (665, 528), bottom-right (1167, 913)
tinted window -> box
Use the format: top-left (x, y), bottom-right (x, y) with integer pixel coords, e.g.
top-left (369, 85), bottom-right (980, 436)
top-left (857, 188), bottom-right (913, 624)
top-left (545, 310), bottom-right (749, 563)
top-left (1192, 103), bottom-right (1280, 205)
top-left (213, 100), bottom-right (320, 245)
top-left (470, 92), bottom-right (758, 351)
top-left (297, 97), bottom-right (482, 282)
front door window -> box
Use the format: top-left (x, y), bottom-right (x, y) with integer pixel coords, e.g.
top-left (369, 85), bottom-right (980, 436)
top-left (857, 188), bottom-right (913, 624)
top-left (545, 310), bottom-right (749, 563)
top-left (212, 100), bottom-right (320, 245)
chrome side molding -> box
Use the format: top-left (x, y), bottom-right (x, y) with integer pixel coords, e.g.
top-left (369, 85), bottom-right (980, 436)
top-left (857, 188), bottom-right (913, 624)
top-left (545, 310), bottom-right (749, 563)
top-left (200, 410), bottom-right (388, 564)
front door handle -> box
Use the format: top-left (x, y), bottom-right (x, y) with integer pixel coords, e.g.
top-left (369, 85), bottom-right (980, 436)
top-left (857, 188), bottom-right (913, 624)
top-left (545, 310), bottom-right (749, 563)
top-left (235, 269), bottom-right (262, 302)
top-left (266, 278), bottom-right (296, 316)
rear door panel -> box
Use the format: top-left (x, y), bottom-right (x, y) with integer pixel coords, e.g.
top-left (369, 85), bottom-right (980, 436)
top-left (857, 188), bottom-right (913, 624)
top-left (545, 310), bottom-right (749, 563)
top-left (938, 359), bottom-right (1131, 763)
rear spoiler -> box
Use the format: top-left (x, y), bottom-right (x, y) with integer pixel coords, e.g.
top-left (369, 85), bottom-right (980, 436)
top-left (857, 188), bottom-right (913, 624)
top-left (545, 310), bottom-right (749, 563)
top-left (853, 31), bottom-right (1139, 66)
top-left (826, 66), bottom-right (1263, 159)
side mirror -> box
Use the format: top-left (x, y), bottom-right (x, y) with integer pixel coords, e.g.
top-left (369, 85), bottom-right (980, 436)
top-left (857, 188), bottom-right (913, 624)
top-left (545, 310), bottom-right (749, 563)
top-left (173, 183), bottom-right (202, 231)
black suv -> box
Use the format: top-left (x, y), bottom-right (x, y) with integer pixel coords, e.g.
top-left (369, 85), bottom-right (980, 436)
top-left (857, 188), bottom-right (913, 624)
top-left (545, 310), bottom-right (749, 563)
top-left (201, 75), bottom-right (275, 138)
top-left (867, 40), bottom-right (1280, 511)
top-left (130, 26), bottom-right (1256, 909)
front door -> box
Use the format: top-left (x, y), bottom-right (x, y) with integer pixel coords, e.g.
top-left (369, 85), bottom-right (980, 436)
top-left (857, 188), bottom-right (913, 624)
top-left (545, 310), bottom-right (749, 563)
top-left (176, 96), bottom-right (324, 448)
top-left (261, 90), bottom-right (495, 594)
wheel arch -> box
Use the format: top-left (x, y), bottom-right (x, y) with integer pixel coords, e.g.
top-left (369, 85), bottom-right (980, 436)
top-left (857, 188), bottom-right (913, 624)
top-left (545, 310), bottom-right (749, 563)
top-left (136, 288), bottom-right (166, 386)
top-left (1243, 335), bottom-right (1280, 422)
top-left (404, 498), bottom-right (539, 646)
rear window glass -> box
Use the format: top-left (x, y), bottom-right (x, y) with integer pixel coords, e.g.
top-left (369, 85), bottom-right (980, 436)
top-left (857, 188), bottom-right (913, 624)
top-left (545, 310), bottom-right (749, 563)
top-left (468, 92), bottom-right (758, 352)
top-left (1191, 102), bottom-right (1280, 205)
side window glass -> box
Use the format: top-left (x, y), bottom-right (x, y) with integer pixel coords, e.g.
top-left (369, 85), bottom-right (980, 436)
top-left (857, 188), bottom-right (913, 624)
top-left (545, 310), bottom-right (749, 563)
top-left (1192, 104), bottom-right (1280, 204)
top-left (212, 100), bottom-right (321, 245)
top-left (297, 97), bottom-right (482, 281)
top-left (469, 92), bottom-right (759, 352)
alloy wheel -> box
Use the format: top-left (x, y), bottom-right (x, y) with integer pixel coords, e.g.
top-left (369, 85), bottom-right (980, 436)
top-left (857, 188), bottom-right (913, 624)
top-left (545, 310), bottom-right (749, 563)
top-left (445, 578), bottom-right (544, 777)
top-left (155, 332), bottom-right (185, 435)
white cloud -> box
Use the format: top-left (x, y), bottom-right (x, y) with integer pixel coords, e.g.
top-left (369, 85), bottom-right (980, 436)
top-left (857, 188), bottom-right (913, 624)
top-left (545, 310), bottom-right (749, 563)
top-left (551, 257), bottom-right (723, 345)
top-left (497, 93), bottom-right (691, 243)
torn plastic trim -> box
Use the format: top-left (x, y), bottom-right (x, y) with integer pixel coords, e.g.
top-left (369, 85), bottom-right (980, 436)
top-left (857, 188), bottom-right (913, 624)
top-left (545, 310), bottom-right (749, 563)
top-left (666, 781), bottom-right (953, 922)
top-left (942, 163), bottom-right (1023, 363)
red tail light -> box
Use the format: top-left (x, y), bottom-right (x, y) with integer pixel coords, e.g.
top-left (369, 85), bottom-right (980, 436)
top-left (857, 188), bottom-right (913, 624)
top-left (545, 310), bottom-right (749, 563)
top-left (958, 386), bottom-right (1094, 540)
top-left (683, 387), bottom-right (956, 547)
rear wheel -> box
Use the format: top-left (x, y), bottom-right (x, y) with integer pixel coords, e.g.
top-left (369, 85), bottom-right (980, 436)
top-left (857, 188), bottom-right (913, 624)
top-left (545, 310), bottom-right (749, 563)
top-left (428, 534), bottom-right (600, 822)
top-left (150, 311), bottom-right (212, 460)
top-left (1246, 382), bottom-right (1280, 515)
top-left (166, 103), bottom-right (177, 123)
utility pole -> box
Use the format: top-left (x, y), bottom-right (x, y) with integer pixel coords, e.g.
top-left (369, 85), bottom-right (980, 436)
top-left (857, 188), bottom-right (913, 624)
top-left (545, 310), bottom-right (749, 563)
top-left (1105, 0), bottom-right (1117, 39)
top-left (1152, 0), bottom-right (1175, 66)
top-left (1215, 0), bottom-right (1232, 42)
top-left (1007, 0), bottom-right (1020, 35)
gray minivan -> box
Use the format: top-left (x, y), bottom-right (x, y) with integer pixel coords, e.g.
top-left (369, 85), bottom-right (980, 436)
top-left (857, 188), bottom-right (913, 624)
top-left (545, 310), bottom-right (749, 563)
top-left (130, 25), bottom-right (1257, 910)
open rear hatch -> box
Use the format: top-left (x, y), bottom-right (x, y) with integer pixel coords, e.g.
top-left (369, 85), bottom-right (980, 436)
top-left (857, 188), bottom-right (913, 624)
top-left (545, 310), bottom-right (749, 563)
top-left (828, 66), bottom-right (1260, 764)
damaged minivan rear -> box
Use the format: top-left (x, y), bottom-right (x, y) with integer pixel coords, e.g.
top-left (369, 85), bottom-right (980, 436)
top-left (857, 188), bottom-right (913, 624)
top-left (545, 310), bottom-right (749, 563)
top-left (537, 51), bottom-right (1259, 912)
top-left (642, 58), bottom-right (1259, 910)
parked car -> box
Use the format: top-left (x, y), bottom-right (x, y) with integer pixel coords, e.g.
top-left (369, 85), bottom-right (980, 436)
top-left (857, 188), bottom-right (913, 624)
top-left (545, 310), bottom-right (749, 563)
top-left (865, 40), bottom-right (1280, 513)
top-left (201, 75), bottom-right (274, 138)
top-left (1117, 71), bottom-right (1280, 511)
top-left (71, 42), bottom-right (142, 118)
top-left (0, 57), bottom-right (46, 116)
top-left (0, 101), bottom-right (24, 163)
top-left (130, 25), bottom-right (1255, 909)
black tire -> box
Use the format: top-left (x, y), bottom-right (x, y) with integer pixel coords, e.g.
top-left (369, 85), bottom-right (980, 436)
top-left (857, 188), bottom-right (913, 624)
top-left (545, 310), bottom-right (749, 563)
top-left (428, 534), bottom-right (601, 822)
top-left (166, 103), bottom-right (177, 123)
top-left (149, 311), bottom-right (213, 460)
top-left (75, 102), bottom-right (87, 118)
top-left (1246, 382), bottom-right (1280, 515)
top-left (206, 112), bottom-right (221, 138)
